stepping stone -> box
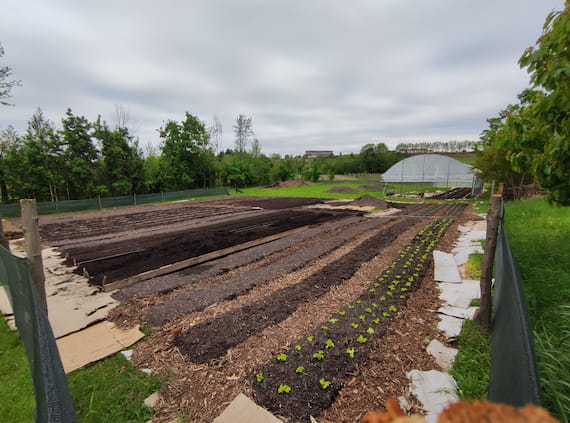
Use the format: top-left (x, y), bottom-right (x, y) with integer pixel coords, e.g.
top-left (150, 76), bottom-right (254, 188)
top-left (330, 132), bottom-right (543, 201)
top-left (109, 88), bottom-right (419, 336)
top-left (433, 251), bottom-right (461, 283)
top-left (407, 369), bottom-right (458, 423)
top-left (427, 339), bottom-right (458, 371)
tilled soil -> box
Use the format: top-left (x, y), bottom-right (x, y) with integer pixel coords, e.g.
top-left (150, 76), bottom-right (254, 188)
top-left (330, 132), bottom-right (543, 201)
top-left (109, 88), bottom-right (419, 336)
top-left (37, 196), bottom-right (475, 422)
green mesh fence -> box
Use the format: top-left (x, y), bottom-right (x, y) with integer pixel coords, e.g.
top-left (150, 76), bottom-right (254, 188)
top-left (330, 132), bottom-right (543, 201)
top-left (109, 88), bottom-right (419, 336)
top-left (489, 203), bottom-right (540, 406)
top-left (0, 246), bottom-right (77, 422)
top-left (0, 187), bottom-right (230, 217)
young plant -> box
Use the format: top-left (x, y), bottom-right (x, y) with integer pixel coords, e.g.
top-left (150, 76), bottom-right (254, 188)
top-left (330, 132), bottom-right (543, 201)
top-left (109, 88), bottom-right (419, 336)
top-left (351, 323), bottom-right (359, 329)
top-left (256, 372), bottom-right (264, 382)
top-left (295, 366), bottom-right (305, 374)
top-left (295, 344), bottom-right (302, 351)
top-left (277, 353), bottom-right (288, 361)
top-left (346, 347), bottom-right (356, 358)
top-left (278, 384), bottom-right (291, 394)
top-left (313, 350), bottom-right (325, 360)
top-left (325, 339), bottom-right (335, 349)
top-left (319, 378), bottom-right (331, 390)
top-left (307, 336), bottom-right (314, 342)
top-left (357, 334), bottom-right (368, 344)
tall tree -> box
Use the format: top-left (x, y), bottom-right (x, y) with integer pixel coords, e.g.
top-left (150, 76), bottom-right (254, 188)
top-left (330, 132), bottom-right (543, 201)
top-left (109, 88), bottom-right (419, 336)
top-left (0, 42), bottom-right (21, 106)
top-left (159, 112), bottom-right (213, 190)
top-left (60, 109), bottom-right (98, 199)
top-left (519, 2), bottom-right (570, 205)
top-left (0, 125), bottom-right (20, 202)
top-left (234, 114), bottom-right (253, 158)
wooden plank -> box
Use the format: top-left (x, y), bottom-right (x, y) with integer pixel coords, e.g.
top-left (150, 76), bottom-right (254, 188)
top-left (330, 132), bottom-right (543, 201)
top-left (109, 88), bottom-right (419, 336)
top-left (103, 225), bottom-right (309, 292)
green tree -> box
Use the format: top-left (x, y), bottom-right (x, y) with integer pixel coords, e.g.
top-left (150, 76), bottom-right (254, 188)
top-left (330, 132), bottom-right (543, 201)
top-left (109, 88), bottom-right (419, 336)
top-left (93, 117), bottom-right (144, 195)
top-left (61, 109), bottom-right (98, 199)
top-left (0, 125), bottom-right (21, 202)
top-left (159, 112), bottom-right (212, 190)
top-left (0, 42), bottom-right (21, 106)
top-left (519, 3), bottom-right (570, 205)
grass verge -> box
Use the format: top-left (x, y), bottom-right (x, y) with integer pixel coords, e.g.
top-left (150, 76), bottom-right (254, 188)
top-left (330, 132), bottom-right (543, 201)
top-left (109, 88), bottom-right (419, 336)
top-left (449, 319), bottom-right (490, 400)
top-left (0, 314), bottom-right (160, 422)
top-left (504, 198), bottom-right (570, 422)
top-left (464, 253), bottom-right (483, 280)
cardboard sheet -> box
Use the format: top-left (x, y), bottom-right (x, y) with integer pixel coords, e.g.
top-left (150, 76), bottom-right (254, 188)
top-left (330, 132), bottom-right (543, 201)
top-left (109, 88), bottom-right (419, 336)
top-left (213, 393), bottom-right (282, 423)
top-left (427, 339), bottom-right (458, 372)
top-left (438, 281), bottom-right (480, 308)
top-left (0, 286), bottom-right (13, 315)
top-left (56, 321), bottom-right (144, 373)
top-left (433, 251), bottom-right (462, 283)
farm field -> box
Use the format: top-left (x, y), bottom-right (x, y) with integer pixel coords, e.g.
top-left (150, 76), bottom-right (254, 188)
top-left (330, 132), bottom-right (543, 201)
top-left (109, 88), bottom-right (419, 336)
top-left (35, 194), bottom-right (477, 422)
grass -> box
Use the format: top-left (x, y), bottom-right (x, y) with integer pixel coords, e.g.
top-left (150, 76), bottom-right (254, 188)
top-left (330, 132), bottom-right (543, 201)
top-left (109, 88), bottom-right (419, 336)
top-left (449, 319), bottom-right (491, 400)
top-left (0, 314), bottom-right (160, 422)
top-left (234, 182), bottom-right (454, 200)
top-left (0, 316), bottom-right (35, 422)
top-left (504, 198), bottom-right (570, 422)
top-left (464, 253), bottom-right (483, 280)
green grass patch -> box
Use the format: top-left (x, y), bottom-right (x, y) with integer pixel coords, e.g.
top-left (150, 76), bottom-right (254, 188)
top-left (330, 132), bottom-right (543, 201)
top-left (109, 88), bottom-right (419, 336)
top-left (68, 353), bottom-right (160, 423)
top-left (0, 315), bottom-right (35, 422)
top-left (0, 314), bottom-right (160, 422)
top-left (464, 253), bottom-right (483, 280)
top-left (449, 319), bottom-right (490, 400)
top-left (504, 198), bottom-right (570, 421)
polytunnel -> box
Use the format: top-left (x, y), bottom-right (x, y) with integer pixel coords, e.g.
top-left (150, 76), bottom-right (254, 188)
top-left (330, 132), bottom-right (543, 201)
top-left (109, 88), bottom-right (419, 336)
top-left (381, 154), bottom-right (476, 187)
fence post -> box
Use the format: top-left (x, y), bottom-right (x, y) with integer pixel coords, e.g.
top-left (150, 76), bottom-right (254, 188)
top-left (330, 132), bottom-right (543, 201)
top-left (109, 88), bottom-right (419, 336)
top-left (20, 199), bottom-right (48, 313)
top-left (98, 194), bottom-right (103, 210)
top-left (475, 194), bottom-right (502, 330)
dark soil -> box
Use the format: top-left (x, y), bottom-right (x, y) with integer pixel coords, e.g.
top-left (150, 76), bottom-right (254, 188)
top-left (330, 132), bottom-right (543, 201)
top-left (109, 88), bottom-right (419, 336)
top-left (252, 206), bottom-right (466, 421)
top-left (144, 216), bottom-right (398, 326)
top-left (173, 219), bottom-right (415, 363)
top-left (62, 208), bottom-right (355, 286)
top-left (430, 187), bottom-right (472, 200)
top-left (351, 195), bottom-right (387, 209)
top-left (326, 186), bottom-right (358, 193)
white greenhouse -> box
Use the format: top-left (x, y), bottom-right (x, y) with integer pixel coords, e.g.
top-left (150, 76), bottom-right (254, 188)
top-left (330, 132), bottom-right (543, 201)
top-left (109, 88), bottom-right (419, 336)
top-left (382, 154), bottom-right (477, 187)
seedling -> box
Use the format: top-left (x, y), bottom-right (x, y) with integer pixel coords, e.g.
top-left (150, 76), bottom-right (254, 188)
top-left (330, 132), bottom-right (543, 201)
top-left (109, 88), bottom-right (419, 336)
top-left (277, 353), bottom-right (288, 361)
top-left (367, 327), bottom-right (375, 334)
top-left (346, 347), bottom-right (355, 358)
top-left (338, 311), bottom-right (346, 316)
top-left (325, 339), bottom-right (335, 349)
top-left (313, 350), bottom-right (325, 360)
top-left (357, 335), bottom-right (368, 344)
top-left (319, 378), bottom-right (331, 390)
top-left (389, 305), bottom-right (397, 312)
top-left (295, 366), bottom-right (305, 373)
top-left (278, 384), bottom-right (291, 394)
top-left (295, 344), bottom-right (302, 351)
top-left (359, 315), bottom-right (366, 321)
top-left (256, 372), bottom-right (264, 382)
top-left (372, 318), bottom-right (380, 324)
top-left (365, 308), bottom-right (372, 313)
top-left (329, 318), bottom-right (339, 324)
top-left (351, 322), bottom-right (359, 329)
top-left (307, 335), bottom-right (314, 342)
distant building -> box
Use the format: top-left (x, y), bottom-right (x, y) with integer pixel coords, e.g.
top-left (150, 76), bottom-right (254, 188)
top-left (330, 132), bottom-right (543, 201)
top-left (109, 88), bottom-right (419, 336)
top-left (304, 150), bottom-right (333, 159)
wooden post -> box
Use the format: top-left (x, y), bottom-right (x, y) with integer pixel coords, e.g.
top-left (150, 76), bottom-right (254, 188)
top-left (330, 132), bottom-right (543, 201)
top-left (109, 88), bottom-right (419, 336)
top-left (0, 218), bottom-right (9, 251)
top-left (20, 199), bottom-right (48, 313)
top-left (475, 194), bottom-right (502, 331)
top-left (97, 195), bottom-right (103, 210)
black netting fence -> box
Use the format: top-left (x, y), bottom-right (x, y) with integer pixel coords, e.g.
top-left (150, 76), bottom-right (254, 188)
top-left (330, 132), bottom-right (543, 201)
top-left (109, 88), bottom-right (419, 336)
top-left (489, 202), bottom-right (540, 406)
top-left (0, 187), bottom-right (230, 218)
top-left (0, 246), bottom-right (77, 422)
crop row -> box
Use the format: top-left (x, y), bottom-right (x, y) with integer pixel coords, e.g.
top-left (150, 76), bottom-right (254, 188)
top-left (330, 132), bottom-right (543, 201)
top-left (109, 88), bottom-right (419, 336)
top-left (251, 216), bottom-right (457, 421)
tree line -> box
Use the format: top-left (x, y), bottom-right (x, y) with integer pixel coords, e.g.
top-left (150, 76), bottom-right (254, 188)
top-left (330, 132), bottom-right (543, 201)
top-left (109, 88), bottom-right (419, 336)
top-left (395, 140), bottom-right (482, 154)
top-left (0, 108), bottom-right (411, 203)
top-left (475, 3), bottom-right (570, 206)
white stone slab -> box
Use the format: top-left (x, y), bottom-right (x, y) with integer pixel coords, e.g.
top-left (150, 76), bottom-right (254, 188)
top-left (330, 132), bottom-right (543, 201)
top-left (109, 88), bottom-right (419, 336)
top-left (407, 369), bottom-right (458, 423)
top-left (433, 251), bottom-right (462, 283)
top-left (438, 281), bottom-right (480, 308)
top-left (427, 339), bottom-right (458, 371)
top-left (0, 286), bottom-right (14, 315)
top-left (438, 306), bottom-right (477, 320)
top-left (213, 393), bottom-right (282, 423)
top-left (438, 314), bottom-right (464, 338)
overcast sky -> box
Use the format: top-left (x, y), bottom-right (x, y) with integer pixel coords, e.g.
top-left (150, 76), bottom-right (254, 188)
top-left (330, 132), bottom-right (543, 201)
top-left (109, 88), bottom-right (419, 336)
top-left (1, 0), bottom-right (564, 156)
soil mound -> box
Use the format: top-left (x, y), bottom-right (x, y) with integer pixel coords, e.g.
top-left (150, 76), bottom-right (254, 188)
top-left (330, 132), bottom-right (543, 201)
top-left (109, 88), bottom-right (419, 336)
top-left (264, 180), bottom-right (311, 189)
top-left (326, 186), bottom-right (358, 193)
top-left (351, 194), bottom-right (387, 209)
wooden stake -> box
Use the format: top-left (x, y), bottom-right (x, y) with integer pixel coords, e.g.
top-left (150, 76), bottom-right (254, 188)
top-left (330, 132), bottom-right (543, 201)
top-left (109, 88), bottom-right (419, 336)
top-left (20, 199), bottom-right (48, 313)
top-left (475, 194), bottom-right (502, 330)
